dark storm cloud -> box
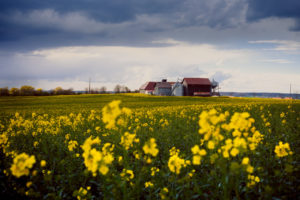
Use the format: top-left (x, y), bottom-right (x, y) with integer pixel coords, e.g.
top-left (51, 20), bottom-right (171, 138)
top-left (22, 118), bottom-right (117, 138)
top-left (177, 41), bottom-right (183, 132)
top-left (0, 0), bottom-right (299, 51)
top-left (246, 0), bottom-right (300, 30)
top-left (0, 0), bottom-right (179, 23)
top-left (0, 0), bottom-right (246, 50)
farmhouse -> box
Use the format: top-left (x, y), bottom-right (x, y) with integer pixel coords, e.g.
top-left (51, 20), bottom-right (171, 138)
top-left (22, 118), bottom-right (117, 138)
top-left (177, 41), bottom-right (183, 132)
top-left (139, 77), bottom-right (218, 97)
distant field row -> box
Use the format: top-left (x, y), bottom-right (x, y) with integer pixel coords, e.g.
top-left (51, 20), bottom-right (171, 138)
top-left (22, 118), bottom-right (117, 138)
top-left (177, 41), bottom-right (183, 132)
top-left (0, 93), bottom-right (298, 116)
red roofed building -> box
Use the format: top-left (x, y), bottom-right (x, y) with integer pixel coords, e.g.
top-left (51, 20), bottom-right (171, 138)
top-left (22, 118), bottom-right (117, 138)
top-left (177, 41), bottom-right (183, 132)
top-left (139, 82), bottom-right (156, 94)
top-left (182, 78), bottom-right (212, 96)
top-left (139, 77), bottom-right (215, 96)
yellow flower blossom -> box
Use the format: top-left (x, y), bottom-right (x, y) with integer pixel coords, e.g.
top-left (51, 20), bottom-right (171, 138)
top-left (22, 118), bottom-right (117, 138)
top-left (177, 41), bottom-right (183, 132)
top-left (81, 136), bottom-right (114, 176)
top-left (247, 175), bottom-right (260, 187)
top-left (151, 167), bottom-right (160, 176)
top-left (143, 138), bottom-right (159, 157)
top-left (230, 148), bottom-right (239, 157)
top-left (102, 100), bottom-right (131, 129)
top-left (77, 187), bottom-right (88, 200)
top-left (223, 150), bottom-right (229, 158)
top-left (121, 169), bottom-right (134, 181)
top-left (274, 141), bottom-right (293, 157)
top-left (207, 140), bottom-right (215, 149)
top-left (233, 137), bottom-right (247, 149)
top-left (40, 160), bottom-right (46, 167)
top-left (246, 165), bottom-right (254, 173)
top-left (145, 181), bottom-right (154, 188)
top-left (81, 136), bottom-right (101, 153)
top-left (99, 164), bottom-right (109, 175)
top-left (168, 148), bottom-right (186, 174)
top-left (10, 153), bottom-right (36, 178)
top-left (160, 187), bottom-right (169, 199)
top-left (241, 157), bottom-right (250, 165)
top-left (120, 132), bottom-right (138, 150)
top-left (191, 145), bottom-right (206, 165)
top-left (102, 100), bottom-right (122, 129)
top-left (68, 140), bottom-right (78, 151)
top-left (26, 181), bottom-right (32, 188)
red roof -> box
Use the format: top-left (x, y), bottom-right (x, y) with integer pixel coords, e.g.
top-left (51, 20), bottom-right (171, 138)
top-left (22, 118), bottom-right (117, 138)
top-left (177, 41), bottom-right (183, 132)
top-left (140, 82), bottom-right (156, 90)
top-left (183, 78), bottom-right (211, 85)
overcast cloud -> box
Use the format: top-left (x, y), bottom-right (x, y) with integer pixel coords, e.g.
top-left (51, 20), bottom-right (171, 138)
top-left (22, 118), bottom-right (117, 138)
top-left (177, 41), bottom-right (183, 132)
top-left (0, 0), bottom-right (300, 92)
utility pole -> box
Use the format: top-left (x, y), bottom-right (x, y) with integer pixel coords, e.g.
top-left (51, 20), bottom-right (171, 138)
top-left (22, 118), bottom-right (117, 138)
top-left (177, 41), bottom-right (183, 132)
top-left (89, 77), bottom-right (91, 94)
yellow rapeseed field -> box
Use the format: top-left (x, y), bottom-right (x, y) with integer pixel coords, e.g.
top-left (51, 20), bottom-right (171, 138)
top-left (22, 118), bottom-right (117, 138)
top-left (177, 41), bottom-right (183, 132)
top-left (0, 94), bottom-right (299, 199)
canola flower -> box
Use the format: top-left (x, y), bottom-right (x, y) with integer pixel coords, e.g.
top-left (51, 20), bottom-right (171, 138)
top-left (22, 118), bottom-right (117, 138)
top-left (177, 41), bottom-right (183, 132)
top-left (196, 109), bottom-right (265, 189)
top-left (247, 175), bottom-right (260, 187)
top-left (168, 147), bottom-right (187, 174)
top-left (40, 160), bottom-right (46, 167)
top-left (274, 141), bottom-right (293, 158)
top-left (144, 181), bottom-right (154, 188)
top-left (188, 169), bottom-right (196, 177)
top-left (102, 100), bottom-right (122, 129)
top-left (241, 157), bottom-right (250, 165)
top-left (143, 138), bottom-right (159, 157)
top-left (191, 145), bottom-right (206, 165)
top-left (10, 153), bottom-right (36, 178)
top-left (26, 181), bottom-right (33, 188)
top-left (120, 168), bottom-right (134, 181)
top-left (81, 136), bottom-right (114, 176)
top-left (198, 109), bottom-right (264, 160)
top-left (76, 187), bottom-right (89, 200)
top-left (159, 187), bottom-right (169, 200)
top-left (150, 167), bottom-right (160, 176)
top-left (102, 100), bottom-right (131, 129)
top-left (120, 132), bottom-right (139, 150)
top-left (0, 133), bottom-right (8, 147)
top-left (68, 140), bottom-right (78, 151)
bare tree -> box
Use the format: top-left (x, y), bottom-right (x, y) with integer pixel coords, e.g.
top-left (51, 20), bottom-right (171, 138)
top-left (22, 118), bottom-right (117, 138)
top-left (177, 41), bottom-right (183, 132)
top-left (114, 84), bottom-right (121, 93)
top-left (124, 86), bottom-right (131, 93)
top-left (119, 85), bottom-right (131, 93)
top-left (99, 86), bottom-right (107, 94)
top-left (84, 87), bottom-right (89, 94)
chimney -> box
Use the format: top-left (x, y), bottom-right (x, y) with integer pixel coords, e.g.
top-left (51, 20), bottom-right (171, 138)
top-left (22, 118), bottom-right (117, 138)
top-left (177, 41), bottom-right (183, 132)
top-left (162, 79), bottom-right (167, 82)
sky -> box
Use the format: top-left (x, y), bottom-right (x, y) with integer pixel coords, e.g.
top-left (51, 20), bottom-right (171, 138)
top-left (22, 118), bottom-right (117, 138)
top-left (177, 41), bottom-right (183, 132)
top-left (1, 0), bottom-right (300, 93)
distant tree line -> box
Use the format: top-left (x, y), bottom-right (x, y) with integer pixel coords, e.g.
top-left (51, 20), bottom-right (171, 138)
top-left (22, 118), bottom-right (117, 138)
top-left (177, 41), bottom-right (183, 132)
top-left (113, 84), bottom-right (131, 93)
top-left (85, 84), bottom-right (131, 94)
top-left (0, 84), bottom-right (135, 96)
top-left (84, 86), bottom-right (108, 94)
top-left (0, 86), bottom-right (75, 96)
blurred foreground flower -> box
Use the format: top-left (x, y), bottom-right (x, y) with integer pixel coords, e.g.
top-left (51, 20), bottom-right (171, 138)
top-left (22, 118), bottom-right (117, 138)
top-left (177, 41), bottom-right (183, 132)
top-left (11, 153), bottom-right (36, 178)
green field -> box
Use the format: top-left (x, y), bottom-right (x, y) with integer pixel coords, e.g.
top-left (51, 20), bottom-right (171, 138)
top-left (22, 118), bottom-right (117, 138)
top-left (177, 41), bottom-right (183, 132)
top-left (0, 94), bottom-right (299, 199)
top-left (0, 93), bottom-right (295, 115)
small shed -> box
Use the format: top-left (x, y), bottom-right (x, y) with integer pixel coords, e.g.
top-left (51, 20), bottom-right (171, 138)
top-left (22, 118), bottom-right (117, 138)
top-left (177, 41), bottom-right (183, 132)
top-left (182, 78), bottom-right (212, 96)
top-left (139, 82), bottom-right (156, 94)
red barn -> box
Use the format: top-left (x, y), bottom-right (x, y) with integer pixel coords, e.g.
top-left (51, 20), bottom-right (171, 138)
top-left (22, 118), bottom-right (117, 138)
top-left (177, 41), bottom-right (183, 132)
top-left (182, 78), bottom-right (212, 96)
